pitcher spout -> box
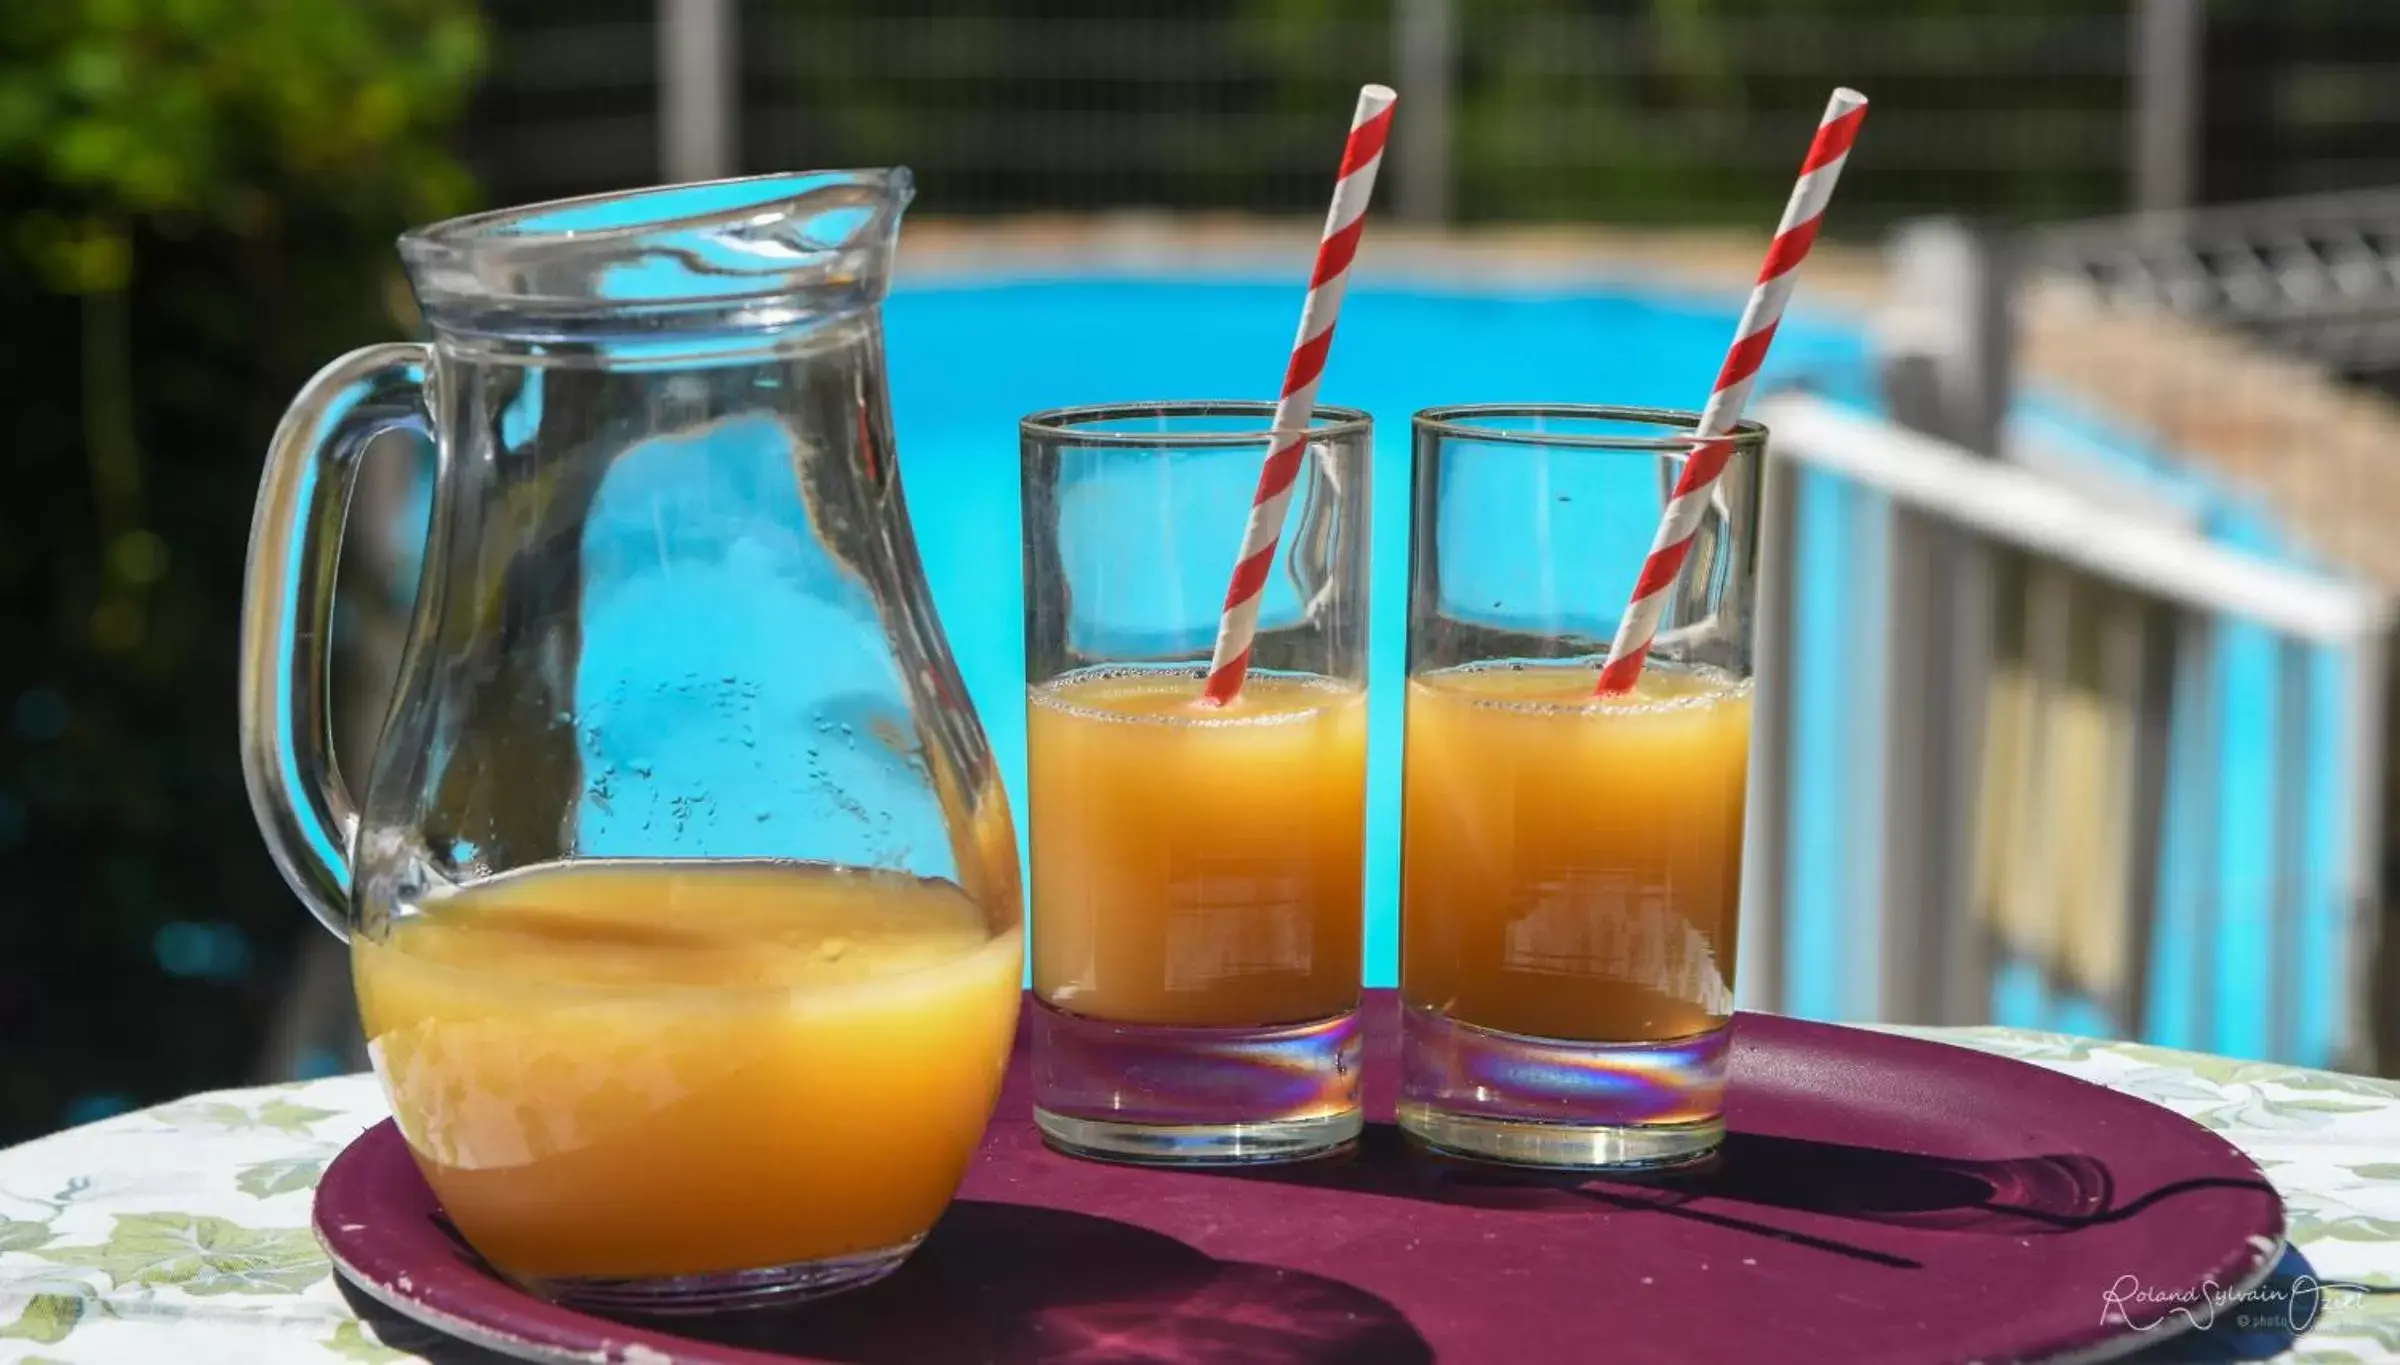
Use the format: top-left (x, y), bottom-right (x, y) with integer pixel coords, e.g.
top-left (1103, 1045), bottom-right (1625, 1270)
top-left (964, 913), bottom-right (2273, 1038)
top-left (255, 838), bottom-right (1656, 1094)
top-left (397, 168), bottom-right (914, 341)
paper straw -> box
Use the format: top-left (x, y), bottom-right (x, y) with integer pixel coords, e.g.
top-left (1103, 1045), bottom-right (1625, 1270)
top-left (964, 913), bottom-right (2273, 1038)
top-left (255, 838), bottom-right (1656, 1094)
top-left (1201, 83), bottom-right (1397, 706)
top-left (1595, 88), bottom-right (1868, 697)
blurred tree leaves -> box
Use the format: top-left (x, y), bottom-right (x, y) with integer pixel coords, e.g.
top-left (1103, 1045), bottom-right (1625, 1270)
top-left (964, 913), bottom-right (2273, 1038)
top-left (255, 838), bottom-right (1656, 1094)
top-left (765, 0), bottom-right (2131, 224)
top-left (0, 0), bottom-right (482, 1143)
top-left (0, 0), bottom-right (483, 292)
top-left (1235, 0), bottom-right (2127, 226)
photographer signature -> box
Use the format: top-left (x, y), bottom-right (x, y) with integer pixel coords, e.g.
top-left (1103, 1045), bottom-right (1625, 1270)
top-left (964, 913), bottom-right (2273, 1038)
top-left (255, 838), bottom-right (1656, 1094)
top-left (2101, 1273), bottom-right (2372, 1333)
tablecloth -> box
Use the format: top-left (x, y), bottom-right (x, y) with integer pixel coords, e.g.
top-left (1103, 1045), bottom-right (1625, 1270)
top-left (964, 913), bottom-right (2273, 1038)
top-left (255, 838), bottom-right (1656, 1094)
top-left (0, 1028), bottom-right (2396, 1364)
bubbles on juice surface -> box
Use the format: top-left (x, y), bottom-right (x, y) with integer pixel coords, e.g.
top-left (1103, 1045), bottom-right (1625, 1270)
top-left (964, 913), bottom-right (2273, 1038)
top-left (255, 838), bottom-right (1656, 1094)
top-left (376, 856), bottom-right (1001, 995)
top-left (1414, 658), bottom-right (1751, 716)
top-left (1030, 665), bottom-right (1361, 728)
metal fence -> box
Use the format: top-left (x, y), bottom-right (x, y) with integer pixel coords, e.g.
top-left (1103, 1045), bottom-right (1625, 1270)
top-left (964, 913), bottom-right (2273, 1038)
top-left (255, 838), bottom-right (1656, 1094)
top-left (458, 2), bottom-right (2400, 229)
top-left (468, 1), bottom-right (2134, 223)
top-left (1745, 393), bottom-right (2387, 1068)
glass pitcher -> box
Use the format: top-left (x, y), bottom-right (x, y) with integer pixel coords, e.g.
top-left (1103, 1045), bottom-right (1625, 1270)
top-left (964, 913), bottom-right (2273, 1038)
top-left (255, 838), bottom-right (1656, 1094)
top-left (237, 172), bottom-right (1023, 1310)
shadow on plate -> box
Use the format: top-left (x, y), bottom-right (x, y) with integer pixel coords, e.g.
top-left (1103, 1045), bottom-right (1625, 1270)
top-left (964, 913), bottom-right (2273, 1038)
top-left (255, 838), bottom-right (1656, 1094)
top-left (339, 1279), bottom-right (516, 1364)
top-left (347, 1199), bottom-right (1430, 1365)
top-left (1168, 1122), bottom-right (2277, 1271)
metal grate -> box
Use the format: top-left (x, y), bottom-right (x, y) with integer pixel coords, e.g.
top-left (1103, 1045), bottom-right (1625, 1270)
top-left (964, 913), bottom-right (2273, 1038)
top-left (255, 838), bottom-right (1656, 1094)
top-left (2036, 189), bottom-right (2400, 381)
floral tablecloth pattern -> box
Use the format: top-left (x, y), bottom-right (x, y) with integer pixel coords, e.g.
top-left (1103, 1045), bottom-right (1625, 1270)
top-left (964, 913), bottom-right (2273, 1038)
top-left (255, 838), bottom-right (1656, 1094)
top-left (1, 1031), bottom-right (2397, 1363)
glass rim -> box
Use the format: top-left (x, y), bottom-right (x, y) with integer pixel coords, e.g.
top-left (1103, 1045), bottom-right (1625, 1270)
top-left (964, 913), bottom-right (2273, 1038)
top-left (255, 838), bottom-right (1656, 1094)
top-left (1412, 403), bottom-right (1767, 452)
top-left (1020, 400), bottom-right (1374, 448)
top-left (396, 169), bottom-right (912, 327)
top-left (399, 169), bottom-right (908, 252)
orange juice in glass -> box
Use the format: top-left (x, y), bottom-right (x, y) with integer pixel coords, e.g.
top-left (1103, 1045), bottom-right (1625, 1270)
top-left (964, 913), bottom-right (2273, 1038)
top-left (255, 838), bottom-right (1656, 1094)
top-left (1398, 405), bottom-right (1764, 1171)
top-left (1401, 662), bottom-right (1749, 1044)
top-left (1021, 402), bottom-right (1371, 1164)
top-left (1028, 670), bottom-right (1366, 1027)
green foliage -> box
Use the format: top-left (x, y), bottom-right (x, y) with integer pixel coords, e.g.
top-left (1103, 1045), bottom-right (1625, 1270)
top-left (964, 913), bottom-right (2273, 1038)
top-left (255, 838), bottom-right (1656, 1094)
top-left (1259, 0), bottom-right (2128, 226)
top-left (0, 0), bottom-right (483, 292)
top-left (0, 0), bottom-right (482, 1144)
top-left (775, 0), bottom-right (2134, 225)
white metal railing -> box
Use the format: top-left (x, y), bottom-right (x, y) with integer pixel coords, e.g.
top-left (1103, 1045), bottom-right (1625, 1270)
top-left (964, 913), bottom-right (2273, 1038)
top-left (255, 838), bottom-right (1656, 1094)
top-left (1764, 399), bottom-right (2382, 643)
top-left (1744, 392), bottom-right (2390, 1067)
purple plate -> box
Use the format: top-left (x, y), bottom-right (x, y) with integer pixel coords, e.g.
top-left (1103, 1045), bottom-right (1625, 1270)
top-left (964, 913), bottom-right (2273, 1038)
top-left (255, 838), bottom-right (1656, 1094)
top-left (318, 993), bottom-right (2284, 1364)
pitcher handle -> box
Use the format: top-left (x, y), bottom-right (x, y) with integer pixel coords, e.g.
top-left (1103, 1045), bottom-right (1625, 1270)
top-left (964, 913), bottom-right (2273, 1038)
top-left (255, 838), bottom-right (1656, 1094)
top-left (238, 343), bottom-right (434, 942)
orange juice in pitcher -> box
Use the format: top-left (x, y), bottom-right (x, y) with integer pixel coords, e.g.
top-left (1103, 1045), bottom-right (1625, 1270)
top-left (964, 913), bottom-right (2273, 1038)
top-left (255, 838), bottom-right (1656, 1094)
top-left (355, 859), bottom-right (1022, 1288)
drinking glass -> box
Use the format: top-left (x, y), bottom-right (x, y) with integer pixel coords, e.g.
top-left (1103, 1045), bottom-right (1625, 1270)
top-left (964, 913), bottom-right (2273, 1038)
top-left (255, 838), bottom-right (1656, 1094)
top-left (1020, 401), bottom-right (1371, 1164)
top-left (1399, 404), bottom-right (1765, 1170)
top-left (238, 171), bottom-right (1023, 1309)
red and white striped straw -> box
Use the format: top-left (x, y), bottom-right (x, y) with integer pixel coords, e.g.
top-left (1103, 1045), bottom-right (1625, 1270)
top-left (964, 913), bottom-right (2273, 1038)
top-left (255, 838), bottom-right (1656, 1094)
top-left (1595, 88), bottom-right (1868, 697)
top-left (1201, 83), bottom-right (1397, 706)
